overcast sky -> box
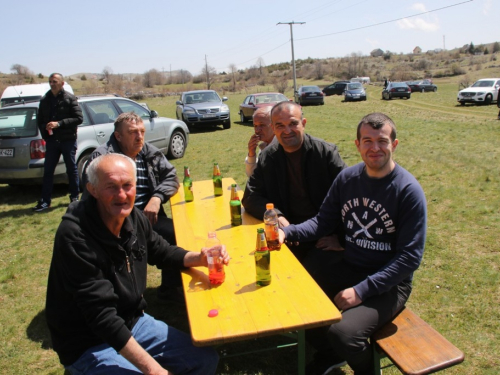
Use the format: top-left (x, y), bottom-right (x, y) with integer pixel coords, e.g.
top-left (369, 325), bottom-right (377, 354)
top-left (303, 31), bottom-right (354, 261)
top-left (2, 0), bottom-right (497, 77)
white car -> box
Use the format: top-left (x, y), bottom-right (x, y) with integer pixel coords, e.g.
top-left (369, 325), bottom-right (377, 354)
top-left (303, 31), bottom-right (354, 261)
top-left (457, 78), bottom-right (500, 105)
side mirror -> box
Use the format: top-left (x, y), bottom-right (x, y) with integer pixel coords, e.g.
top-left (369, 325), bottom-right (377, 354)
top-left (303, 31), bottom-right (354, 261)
top-left (248, 102), bottom-right (254, 106)
top-left (150, 110), bottom-right (158, 118)
top-left (222, 97), bottom-right (228, 102)
top-left (175, 100), bottom-right (182, 105)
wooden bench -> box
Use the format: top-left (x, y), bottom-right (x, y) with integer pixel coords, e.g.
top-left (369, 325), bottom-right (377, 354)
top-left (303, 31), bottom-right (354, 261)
top-left (372, 307), bottom-right (464, 375)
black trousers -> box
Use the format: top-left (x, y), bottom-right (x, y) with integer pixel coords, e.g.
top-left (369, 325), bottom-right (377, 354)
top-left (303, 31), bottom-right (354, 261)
top-left (303, 250), bottom-right (411, 374)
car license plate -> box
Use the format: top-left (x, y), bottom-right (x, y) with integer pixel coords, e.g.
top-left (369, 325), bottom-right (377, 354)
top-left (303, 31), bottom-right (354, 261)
top-left (397, 89), bottom-right (404, 92)
top-left (203, 114), bottom-right (216, 118)
top-left (309, 94), bottom-right (317, 96)
top-left (0, 148), bottom-right (14, 157)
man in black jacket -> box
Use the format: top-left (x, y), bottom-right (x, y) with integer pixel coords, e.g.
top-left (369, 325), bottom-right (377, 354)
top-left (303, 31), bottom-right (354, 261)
top-left (46, 153), bottom-right (225, 374)
top-left (82, 112), bottom-right (181, 303)
top-left (242, 101), bottom-right (347, 263)
top-left (33, 73), bottom-right (82, 211)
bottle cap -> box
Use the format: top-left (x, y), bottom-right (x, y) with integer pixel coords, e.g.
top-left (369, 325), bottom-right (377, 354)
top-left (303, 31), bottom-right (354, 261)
top-left (208, 309), bottom-right (219, 317)
top-left (266, 203), bottom-right (274, 210)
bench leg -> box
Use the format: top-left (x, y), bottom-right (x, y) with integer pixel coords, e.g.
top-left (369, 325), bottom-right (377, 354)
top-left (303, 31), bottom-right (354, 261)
top-left (373, 342), bottom-right (382, 375)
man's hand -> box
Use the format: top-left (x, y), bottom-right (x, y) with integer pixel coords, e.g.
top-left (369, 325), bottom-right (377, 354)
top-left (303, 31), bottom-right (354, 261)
top-left (183, 245), bottom-right (229, 268)
top-left (247, 134), bottom-right (261, 157)
top-left (334, 288), bottom-right (362, 311)
top-left (277, 216), bottom-right (299, 246)
top-left (315, 234), bottom-right (344, 251)
top-left (144, 197), bottom-right (162, 225)
top-left (46, 121), bottom-right (59, 130)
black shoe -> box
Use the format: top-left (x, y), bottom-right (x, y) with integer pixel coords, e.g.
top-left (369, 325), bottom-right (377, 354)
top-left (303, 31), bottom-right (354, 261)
top-left (32, 200), bottom-right (50, 212)
top-left (157, 286), bottom-right (186, 306)
top-left (306, 350), bottom-right (347, 375)
top-left (70, 197), bottom-right (79, 203)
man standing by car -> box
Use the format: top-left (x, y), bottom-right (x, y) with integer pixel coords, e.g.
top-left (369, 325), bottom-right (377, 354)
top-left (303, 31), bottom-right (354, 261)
top-left (244, 106), bottom-right (275, 177)
top-left (82, 112), bottom-right (181, 304)
top-left (242, 101), bottom-right (347, 264)
top-left (33, 73), bottom-right (82, 211)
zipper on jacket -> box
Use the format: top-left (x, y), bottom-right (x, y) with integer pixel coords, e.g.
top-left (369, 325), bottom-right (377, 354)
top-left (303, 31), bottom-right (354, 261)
top-left (125, 255), bottom-right (131, 273)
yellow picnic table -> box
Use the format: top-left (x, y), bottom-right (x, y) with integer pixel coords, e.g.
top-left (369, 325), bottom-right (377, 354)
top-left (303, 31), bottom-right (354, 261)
top-left (170, 177), bottom-right (341, 374)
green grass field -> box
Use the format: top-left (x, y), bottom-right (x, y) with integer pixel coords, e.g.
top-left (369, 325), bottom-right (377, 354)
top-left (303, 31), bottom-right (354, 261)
top-left (1, 76), bottom-right (499, 374)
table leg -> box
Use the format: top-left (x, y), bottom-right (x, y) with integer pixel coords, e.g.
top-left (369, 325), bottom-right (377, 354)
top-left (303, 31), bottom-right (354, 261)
top-left (297, 329), bottom-right (306, 375)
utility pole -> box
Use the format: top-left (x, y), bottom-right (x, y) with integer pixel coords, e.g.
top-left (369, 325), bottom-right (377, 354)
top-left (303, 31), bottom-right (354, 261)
top-left (277, 21), bottom-right (305, 98)
top-left (205, 55), bottom-right (210, 89)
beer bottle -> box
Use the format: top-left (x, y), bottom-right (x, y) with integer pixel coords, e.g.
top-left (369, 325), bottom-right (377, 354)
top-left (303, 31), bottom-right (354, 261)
top-left (213, 163), bottom-right (223, 196)
top-left (230, 184), bottom-right (242, 226)
top-left (206, 231), bottom-right (225, 285)
top-left (255, 228), bottom-right (271, 286)
top-left (263, 203), bottom-right (281, 250)
top-left (183, 166), bottom-right (194, 202)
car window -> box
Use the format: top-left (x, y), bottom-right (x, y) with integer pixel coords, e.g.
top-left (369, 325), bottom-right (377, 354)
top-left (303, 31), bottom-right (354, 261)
top-left (115, 99), bottom-right (150, 120)
top-left (84, 100), bottom-right (120, 124)
top-left (472, 80), bottom-right (494, 88)
top-left (243, 96), bottom-right (251, 105)
top-left (0, 107), bottom-right (38, 137)
top-left (348, 83), bottom-right (362, 89)
top-left (79, 106), bottom-right (91, 127)
top-left (249, 96), bottom-right (255, 104)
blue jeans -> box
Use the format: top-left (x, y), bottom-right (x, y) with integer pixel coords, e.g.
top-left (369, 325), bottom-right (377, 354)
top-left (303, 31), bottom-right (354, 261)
top-left (41, 139), bottom-right (79, 203)
top-left (66, 313), bottom-right (218, 374)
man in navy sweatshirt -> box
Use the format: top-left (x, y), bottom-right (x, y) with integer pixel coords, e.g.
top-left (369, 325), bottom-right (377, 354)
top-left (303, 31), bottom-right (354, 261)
top-left (279, 112), bottom-right (427, 375)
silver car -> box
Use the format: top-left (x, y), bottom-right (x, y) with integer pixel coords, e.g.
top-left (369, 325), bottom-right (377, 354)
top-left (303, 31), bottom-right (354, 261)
top-left (176, 90), bottom-right (231, 129)
top-left (0, 95), bottom-right (189, 185)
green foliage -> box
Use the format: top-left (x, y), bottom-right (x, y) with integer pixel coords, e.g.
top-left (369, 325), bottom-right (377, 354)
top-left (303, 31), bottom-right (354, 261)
top-left (80, 74), bottom-right (87, 81)
top-left (493, 42), bottom-right (500, 53)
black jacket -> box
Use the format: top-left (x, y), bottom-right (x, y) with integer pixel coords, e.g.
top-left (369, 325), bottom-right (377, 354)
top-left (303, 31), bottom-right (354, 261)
top-left (45, 197), bottom-right (188, 366)
top-left (242, 134), bottom-right (347, 222)
top-left (37, 88), bottom-right (83, 141)
top-left (81, 134), bottom-right (179, 204)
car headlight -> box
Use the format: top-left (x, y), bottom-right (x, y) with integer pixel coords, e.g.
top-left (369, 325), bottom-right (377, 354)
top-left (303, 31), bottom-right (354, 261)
top-left (476, 92), bottom-right (485, 96)
top-left (221, 104), bottom-right (229, 112)
top-left (183, 108), bottom-right (195, 114)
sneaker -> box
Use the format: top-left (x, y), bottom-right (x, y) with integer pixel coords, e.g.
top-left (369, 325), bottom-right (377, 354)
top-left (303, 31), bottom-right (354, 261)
top-left (70, 197), bottom-right (79, 203)
top-left (32, 201), bottom-right (50, 212)
top-left (156, 286), bottom-right (186, 306)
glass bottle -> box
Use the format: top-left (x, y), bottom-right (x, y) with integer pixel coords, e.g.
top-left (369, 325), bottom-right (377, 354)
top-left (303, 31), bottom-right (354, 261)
top-left (263, 203), bottom-right (281, 250)
top-left (183, 166), bottom-right (194, 202)
top-left (230, 184), bottom-right (242, 226)
top-left (255, 228), bottom-right (271, 286)
top-left (212, 163), bottom-right (223, 196)
top-left (206, 231), bottom-right (225, 285)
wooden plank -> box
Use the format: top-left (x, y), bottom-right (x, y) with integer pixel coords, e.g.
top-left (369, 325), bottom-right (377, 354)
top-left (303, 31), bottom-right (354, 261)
top-left (373, 308), bottom-right (464, 375)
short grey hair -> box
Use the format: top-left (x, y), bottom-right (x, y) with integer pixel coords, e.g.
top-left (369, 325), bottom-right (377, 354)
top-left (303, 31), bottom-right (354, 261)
top-left (253, 105), bottom-right (272, 121)
top-left (86, 154), bottom-right (136, 187)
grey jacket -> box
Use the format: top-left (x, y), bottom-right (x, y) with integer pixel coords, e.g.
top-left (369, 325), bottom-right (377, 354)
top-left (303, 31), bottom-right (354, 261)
top-left (82, 133), bottom-right (179, 203)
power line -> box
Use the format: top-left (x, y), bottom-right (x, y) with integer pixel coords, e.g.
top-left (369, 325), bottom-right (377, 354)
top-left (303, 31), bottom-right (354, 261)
top-left (296, 0), bottom-right (473, 41)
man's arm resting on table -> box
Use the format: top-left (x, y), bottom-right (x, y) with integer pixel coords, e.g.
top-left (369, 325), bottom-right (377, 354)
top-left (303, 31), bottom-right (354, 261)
top-left (120, 336), bottom-right (171, 375)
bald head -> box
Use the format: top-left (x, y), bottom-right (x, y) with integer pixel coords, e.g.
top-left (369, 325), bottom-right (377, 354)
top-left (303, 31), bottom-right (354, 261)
top-left (252, 105), bottom-right (274, 144)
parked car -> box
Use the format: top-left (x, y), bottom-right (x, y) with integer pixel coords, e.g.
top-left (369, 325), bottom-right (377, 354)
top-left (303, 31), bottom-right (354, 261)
top-left (176, 90), bottom-right (231, 129)
top-left (295, 86), bottom-right (325, 105)
top-left (343, 82), bottom-right (367, 102)
top-left (238, 92), bottom-right (289, 122)
top-left (382, 82), bottom-right (411, 100)
top-left (322, 81), bottom-right (350, 96)
top-left (457, 78), bottom-right (500, 105)
top-left (406, 80), bottom-right (437, 93)
top-left (0, 95), bottom-right (189, 185)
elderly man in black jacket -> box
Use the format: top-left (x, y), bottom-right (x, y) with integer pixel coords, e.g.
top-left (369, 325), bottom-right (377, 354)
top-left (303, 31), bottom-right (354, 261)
top-left (82, 112), bottom-right (181, 303)
top-left (33, 73), bottom-right (82, 211)
top-left (46, 153), bottom-right (223, 374)
top-left (242, 101), bottom-right (347, 263)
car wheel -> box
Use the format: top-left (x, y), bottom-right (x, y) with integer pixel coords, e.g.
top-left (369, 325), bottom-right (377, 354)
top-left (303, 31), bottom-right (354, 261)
top-left (484, 94), bottom-right (492, 105)
top-left (77, 152), bottom-right (92, 190)
top-left (421, 88), bottom-right (425, 93)
top-left (433, 87), bottom-right (437, 92)
top-left (460, 101), bottom-right (465, 106)
top-left (167, 130), bottom-right (186, 159)
top-left (240, 112), bottom-right (247, 123)
top-left (223, 117), bottom-right (231, 129)
top-left (320, 101), bottom-right (324, 105)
